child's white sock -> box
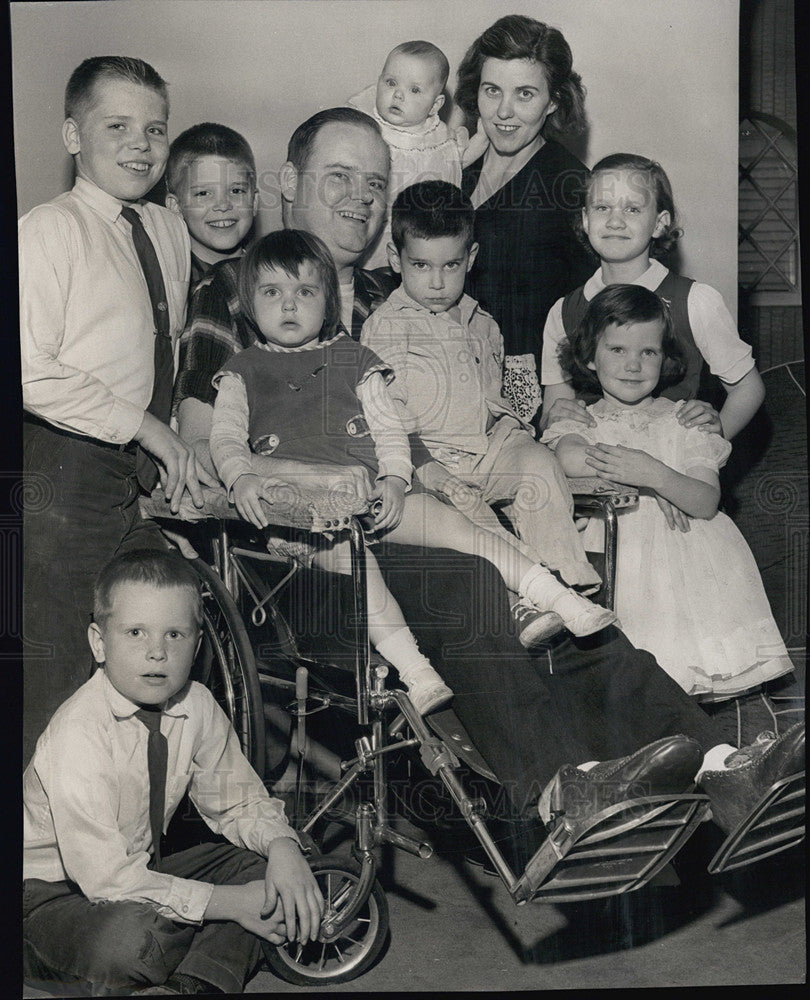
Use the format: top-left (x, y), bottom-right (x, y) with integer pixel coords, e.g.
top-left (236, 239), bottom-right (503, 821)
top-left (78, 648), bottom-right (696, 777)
top-left (695, 744), bottom-right (737, 781)
top-left (518, 564), bottom-right (617, 637)
top-left (375, 627), bottom-right (453, 716)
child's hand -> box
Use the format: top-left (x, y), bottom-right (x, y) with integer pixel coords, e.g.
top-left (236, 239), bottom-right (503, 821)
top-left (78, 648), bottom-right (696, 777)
top-left (655, 495), bottom-right (691, 533)
top-left (370, 476), bottom-right (407, 532)
top-left (677, 399), bottom-right (723, 435)
top-left (263, 837), bottom-right (325, 944)
top-left (204, 880), bottom-right (287, 944)
top-left (584, 443), bottom-right (660, 487)
top-left (544, 397), bottom-right (597, 429)
top-left (232, 473), bottom-right (273, 529)
top-left (416, 460), bottom-right (481, 505)
top-left (134, 412), bottom-right (214, 513)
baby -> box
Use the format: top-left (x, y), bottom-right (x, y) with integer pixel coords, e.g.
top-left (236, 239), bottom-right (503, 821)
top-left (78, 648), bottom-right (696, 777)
top-left (347, 40), bottom-right (486, 269)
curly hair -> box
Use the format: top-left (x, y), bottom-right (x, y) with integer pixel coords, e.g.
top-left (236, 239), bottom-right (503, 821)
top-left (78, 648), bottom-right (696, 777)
top-left (238, 229), bottom-right (341, 342)
top-left (454, 15), bottom-right (586, 137)
top-left (559, 284), bottom-right (686, 395)
top-left (575, 153), bottom-right (683, 259)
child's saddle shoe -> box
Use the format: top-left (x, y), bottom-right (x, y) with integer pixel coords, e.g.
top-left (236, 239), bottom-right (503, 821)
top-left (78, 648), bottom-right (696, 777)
top-left (699, 720), bottom-right (805, 836)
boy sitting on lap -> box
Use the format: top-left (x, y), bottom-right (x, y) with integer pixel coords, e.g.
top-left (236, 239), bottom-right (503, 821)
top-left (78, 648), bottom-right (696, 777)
top-left (360, 180), bottom-right (601, 644)
top-left (23, 549), bottom-right (322, 997)
top-left (165, 122), bottom-right (259, 290)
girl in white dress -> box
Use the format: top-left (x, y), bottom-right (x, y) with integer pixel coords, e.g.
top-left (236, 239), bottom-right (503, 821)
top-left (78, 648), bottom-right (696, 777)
top-left (542, 284), bottom-right (794, 701)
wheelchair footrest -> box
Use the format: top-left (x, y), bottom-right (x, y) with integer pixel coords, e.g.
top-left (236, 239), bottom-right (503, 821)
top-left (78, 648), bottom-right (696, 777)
top-left (426, 709), bottom-right (498, 782)
top-left (707, 770), bottom-right (805, 874)
top-left (513, 793), bottom-right (710, 904)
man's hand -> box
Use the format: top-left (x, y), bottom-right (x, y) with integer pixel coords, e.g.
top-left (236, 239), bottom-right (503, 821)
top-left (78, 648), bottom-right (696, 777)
top-left (370, 475), bottom-right (407, 532)
top-left (677, 399), bottom-right (723, 435)
top-left (543, 397), bottom-right (597, 429)
top-left (262, 838), bottom-right (325, 944)
top-left (133, 412), bottom-right (217, 512)
top-left (232, 473), bottom-right (275, 529)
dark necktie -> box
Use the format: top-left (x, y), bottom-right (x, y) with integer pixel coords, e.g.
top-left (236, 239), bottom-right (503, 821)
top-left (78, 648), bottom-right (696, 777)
top-left (120, 206), bottom-right (174, 492)
top-left (135, 707), bottom-right (169, 870)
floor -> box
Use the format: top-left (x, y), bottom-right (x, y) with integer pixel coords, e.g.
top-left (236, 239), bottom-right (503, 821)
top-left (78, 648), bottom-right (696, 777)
top-left (245, 817), bottom-right (806, 992)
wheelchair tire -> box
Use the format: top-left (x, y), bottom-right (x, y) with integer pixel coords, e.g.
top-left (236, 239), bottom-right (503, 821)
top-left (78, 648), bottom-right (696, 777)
top-left (190, 557), bottom-right (265, 778)
top-left (263, 855), bottom-right (389, 985)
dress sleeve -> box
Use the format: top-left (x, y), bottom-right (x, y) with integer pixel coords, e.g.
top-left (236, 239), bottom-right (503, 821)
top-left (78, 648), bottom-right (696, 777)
top-left (209, 372), bottom-right (255, 491)
top-left (675, 415), bottom-right (733, 475)
top-left (540, 297), bottom-right (569, 386)
top-left (540, 417), bottom-right (598, 451)
top-left (356, 371), bottom-right (413, 484)
top-left (687, 282), bottom-right (755, 385)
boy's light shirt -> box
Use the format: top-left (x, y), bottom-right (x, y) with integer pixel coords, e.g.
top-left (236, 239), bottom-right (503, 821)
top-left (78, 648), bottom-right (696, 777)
top-left (19, 175), bottom-right (190, 443)
top-left (23, 670), bottom-right (297, 924)
top-left (540, 259), bottom-right (755, 388)
top-left (360, 285), bottom-right (531, 456)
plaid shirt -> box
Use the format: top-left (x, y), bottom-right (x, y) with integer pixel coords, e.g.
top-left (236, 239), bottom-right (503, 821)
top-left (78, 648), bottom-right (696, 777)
top-left (172, 259), bottom-right (397, 410)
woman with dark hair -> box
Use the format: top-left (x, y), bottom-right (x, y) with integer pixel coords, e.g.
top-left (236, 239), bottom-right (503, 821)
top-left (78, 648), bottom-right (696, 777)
top-left (457, 14), bottom-right (594, 422)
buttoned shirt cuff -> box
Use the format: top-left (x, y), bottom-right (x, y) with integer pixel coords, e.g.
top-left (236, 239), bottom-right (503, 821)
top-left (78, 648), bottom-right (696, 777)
top-left (376, 457), bottom-right (413, 485)
top-left (98, 398), bottom-right (147, 445)
top-left (249, 823), bottom-right (302, 858)
top-left (156, 876), bottom-right (215, 926)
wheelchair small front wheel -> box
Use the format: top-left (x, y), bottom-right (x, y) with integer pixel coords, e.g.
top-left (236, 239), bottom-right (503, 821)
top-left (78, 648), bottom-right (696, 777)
top-left (263, 855), bottom-right (389, 985)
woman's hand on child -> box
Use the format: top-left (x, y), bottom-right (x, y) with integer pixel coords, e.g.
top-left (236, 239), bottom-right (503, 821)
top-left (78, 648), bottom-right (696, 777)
top-left (543, 397), bottom-right (597, 429)
top-left (677, 400), bottom-right (723, 435)
top-left (263, 837), bottom-right (325, 944)
top-left (584, 442), bottom-right (660, 488)
top-left (371, 475), bottom-right (407, 531)
top-left (232, 473), bottom-right (273, 529)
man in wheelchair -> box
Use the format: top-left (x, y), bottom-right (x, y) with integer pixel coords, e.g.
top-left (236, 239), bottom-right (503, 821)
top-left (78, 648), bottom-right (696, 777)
top-left (172, 103), bottom-right (804, 872)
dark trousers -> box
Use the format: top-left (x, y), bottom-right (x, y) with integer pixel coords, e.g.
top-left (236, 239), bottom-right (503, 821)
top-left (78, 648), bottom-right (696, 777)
top-left (289, 543), bottom-right (721, 815)
top-left (23, 844), bottom-right (266, 996)
top-left (23, 418), bottom-right (167, 766)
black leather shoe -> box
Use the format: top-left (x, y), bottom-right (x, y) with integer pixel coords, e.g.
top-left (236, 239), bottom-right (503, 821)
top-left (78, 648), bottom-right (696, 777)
top-left (538, 735), bottom-right (703, 830)
top-left (699, 720), bottom-right (805, 835)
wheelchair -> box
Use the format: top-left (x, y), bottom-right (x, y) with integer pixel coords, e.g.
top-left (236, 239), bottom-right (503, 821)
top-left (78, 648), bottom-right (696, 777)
top-left (141, 478), bottom-right (805, 986)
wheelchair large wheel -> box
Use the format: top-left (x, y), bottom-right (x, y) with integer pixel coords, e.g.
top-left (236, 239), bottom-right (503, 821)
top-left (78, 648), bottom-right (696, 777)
top-left (263, 855), bottom-right (389, 985)
top-left (190, 557), bottom-right (265, 778)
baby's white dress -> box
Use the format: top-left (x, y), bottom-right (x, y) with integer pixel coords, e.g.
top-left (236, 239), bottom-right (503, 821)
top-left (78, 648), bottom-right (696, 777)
top-left (542, 397), bottom-right (794, 699)
top-left (347, 85), bottom-right (481, 269)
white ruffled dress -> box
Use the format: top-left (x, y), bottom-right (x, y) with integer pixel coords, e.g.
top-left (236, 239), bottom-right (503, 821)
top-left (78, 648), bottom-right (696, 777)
top-left (542, 397), bottom-right (794, 700)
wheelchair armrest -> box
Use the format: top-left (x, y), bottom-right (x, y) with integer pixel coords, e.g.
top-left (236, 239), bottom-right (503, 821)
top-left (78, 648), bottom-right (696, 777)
top-left (139, 481), bottom-right (370, 534)
top-left (567, 476), bottom-right (639, 510)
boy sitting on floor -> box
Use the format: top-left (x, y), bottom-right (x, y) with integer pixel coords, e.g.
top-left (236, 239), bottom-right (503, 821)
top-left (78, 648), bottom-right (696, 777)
top-left (23, 549), bottom-right (323, 997)
top-left (165, 121), bottom-right (259, 290)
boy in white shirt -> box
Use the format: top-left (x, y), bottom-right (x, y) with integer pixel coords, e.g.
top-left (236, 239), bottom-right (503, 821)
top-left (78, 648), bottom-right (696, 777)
top-left (23, 548), bottom-right (322, 996)
top-left (20, 56), bottom-right (213, 764)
